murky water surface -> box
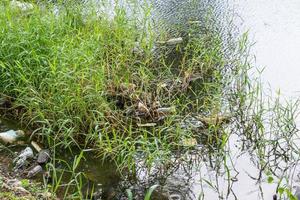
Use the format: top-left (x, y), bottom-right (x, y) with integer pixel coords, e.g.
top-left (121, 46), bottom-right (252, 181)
top-left (233, 0), bottom-right (300, 97)
top-left (200, 0), bottom-right (300, 199)
top-left (198, 1), bottom-right (300, 199)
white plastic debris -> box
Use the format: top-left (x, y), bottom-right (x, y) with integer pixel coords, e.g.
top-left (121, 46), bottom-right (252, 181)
top-left (13, 147), bottom-right (34, 171)
top-left (156, 107), bottom-right (176, 115)
top-left (0, 130), bottom-right (25, 144)
top-left (157, 37), bottom-right (184, 46)
top-left (27, 165), bottom-right (43, 178)
top-left (165, 37), bottom-right (183, 45)
top-left (14, 147), bottom-right (34, 162)
top-left (31, 141), bottom-right (42, 152)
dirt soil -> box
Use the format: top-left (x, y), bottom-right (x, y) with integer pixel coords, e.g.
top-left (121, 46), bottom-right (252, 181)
top-left (0, 153), bottom-right (55, 200)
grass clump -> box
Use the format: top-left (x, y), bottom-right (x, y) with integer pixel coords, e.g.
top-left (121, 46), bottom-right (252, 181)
top-left (0, 0), bottom-right (229, 169)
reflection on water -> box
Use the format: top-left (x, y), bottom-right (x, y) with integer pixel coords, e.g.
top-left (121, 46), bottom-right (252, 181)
top-left (1, 117), bottom-right (298, 200)
top-left (232, 0), bottom-right (300, 97)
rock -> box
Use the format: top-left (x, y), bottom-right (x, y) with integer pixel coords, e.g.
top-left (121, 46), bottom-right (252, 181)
top-left (13, 147), bottom-right (34, 171)
top-left (37, 149), bottom-right (50, 164)
top-left (0, 129), bottom-right (25, 144)
top-left (27, 165), bottom-right (43, 178)
top-left (10, 0), bottom-right (34, 12)
top-left (14, 156), bottom-right (27, 171)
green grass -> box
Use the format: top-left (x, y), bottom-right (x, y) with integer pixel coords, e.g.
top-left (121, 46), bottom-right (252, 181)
top-left (0, 0), bottom-right (227, 169)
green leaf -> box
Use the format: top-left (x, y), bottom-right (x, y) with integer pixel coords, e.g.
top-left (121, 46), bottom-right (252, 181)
top-left (267, 176), bottom-right (274, 183)
top-left (278, 187), bottom-right (284, 195)
top-left (21, 179), bottom-right (30, 188)
top-left (144, 184), bottom-right (159, 200)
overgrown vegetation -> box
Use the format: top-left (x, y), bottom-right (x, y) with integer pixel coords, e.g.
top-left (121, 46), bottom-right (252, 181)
top-left (0, 0), bottom-right (228, 168)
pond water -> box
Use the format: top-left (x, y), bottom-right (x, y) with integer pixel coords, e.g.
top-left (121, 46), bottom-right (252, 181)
top-left (197, 0), bottom-right (300, 199)
top-left (232, 0), bottom-right (300, 97)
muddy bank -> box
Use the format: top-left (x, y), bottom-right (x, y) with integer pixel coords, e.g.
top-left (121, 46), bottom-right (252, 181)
top-left (0, 154), bottom-right (55, 200)
top-left (0, 118), bottom-right (53, 199)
